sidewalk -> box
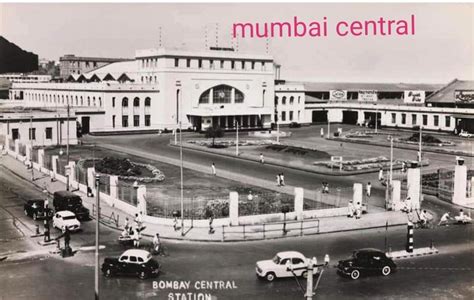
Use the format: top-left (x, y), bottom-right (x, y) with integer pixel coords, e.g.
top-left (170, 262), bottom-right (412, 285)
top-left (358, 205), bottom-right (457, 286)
top-left (0, 152), bottom-right (408, 242)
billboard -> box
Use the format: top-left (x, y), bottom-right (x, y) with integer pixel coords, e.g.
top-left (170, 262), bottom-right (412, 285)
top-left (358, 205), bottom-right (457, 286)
top-left (404, 90), bottom-right (425, 103)
top-left (358, 90), bottom-right (378, 101)
top-left (454, 90), bottom-right (474, 103)
top-left (329, 90), bottom-right (347, 101)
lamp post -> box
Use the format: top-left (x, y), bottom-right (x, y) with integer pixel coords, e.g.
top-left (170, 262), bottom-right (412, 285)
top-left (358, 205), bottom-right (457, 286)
top-left (29, 113), bottom-right (34, 181)
top-left (66, 104), bottom-right (70, 191)
top-left (94, 174), bottom-right (100, 300)
top-left (176, 81), bottom-right (184, 236)
top-left (286, 255), bottom-right (330, 300)
top-left (375, 106), bottom-right (378, 133)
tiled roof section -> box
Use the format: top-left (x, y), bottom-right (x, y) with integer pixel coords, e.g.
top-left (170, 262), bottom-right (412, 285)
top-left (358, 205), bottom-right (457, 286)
top-left (285, 81), bottom-right (444, 92)
top-left (85, 60), bottom-right (137, 76)
top-left (426, 79), bottom-right (474, 103)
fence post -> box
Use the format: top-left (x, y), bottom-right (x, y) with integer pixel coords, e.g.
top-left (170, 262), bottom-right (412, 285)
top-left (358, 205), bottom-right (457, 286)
top-left (221, 225), bottom-right (225, 242)
top-left (263, 224), bottom-right (265, 239)
top-left (300, 220), bottom-right (303, 236)
top-left (243, 224), bottom-right (246, 240)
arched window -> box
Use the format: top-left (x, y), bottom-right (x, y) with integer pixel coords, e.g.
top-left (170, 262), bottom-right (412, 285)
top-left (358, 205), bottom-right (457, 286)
top-left (290, 96), bottom-right (294, 104)
top-left (282, 96), bottom-right (287, 105)
top-left (80, 96), bottom-right (83, 106)
top-left (122, 97), bottom-right (128, 107)
top-left (75, 96), bottom-right (78, 106)
top-left (198, 84), bottom-right (245, 104)
top-left (275, 96), bottom-right (279, 105)
top-left (61, 95), bottom-right (64, 104)
top-left (235, 89), bottom-right (244, 103)
top-left (93, 97), bottom-right (96, 106)
top-left (199, 90), bottom-right (210, 104)
top-left (145, 97), bottom-right (151, 107)
top-left (133, 97), bottom-right (140, 107)
top-left (87, 96), bottom-right (90, 106)
top-left (98, 97), bottom-right (102, 107)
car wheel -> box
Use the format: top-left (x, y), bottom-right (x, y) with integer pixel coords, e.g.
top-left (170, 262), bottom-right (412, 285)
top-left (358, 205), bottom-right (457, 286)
top-left (104, 268), bottom-right (113, 278)
top-left (24, 209), bottom-right (28, 216)
top-left (138, 271), bottom-right (147, 280)
top-left (382, 266), bottom-right (391, 276)
top-left (32, 213), bottom-right (37, 221)
top-left (301, 271), bottom-right (308, 279)
top-left (350, 270), bottom-right (360, 280)
top-left (265, 272), bottom-right (276, 282)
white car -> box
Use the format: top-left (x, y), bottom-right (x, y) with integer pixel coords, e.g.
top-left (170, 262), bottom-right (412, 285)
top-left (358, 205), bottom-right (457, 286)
top-left (256, 251), bottom-right (308, 282)
top-left (52, 210), bottom-right (81, 232)
top-left (459, 131), bottom-right (473, 138)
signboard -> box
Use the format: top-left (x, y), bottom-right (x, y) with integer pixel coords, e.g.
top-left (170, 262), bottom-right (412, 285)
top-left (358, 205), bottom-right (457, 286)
top-left (358, 90), bottom-right (378, 102)
top-left (329, 90), bottom-right (347, 101)
top-left (454, 90), bottom-right (474, 103)
top-left (331, 156), bottom-right (343, 162)
top-left (404, 90), bottom-right (425, 103)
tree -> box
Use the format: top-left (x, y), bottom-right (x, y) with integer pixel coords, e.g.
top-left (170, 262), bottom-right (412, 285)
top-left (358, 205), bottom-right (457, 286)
top-left (205, 125), bottom-right (224, 147)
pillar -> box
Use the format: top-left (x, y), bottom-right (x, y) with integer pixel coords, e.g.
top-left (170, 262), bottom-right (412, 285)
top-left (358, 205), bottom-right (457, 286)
top-left (87, 167), bottom-right (96, 195)
top-left (5, 136), bottom-right (10, 152)
top-left (353, 183), bottom-right (363, 206)
top-left (294, 187), bottom-right (304, 221)
top-left (68, 161), bottom-right (76, 185)
top-left (407, 165), bottom-right (421, 210)
top-left (51, 155), bottom-right (59, 175)
top-left (357, 111), bottom-right (365, 126)
top-left (14, 139), bottom-right (19, 154)
top-left (229, 191), bottom-right (239, 226)
top-left (453, 158), bottom-right (467, 206)
top-left (26, 145), bottom-right (32, 162)
top-left (38, 149), bottom-right (45, 169)
top-left (391, 180), bottom-right (402, 211)
top-left (137, 185), bottom-right (147, 215)
top-left (109, 175), bottom-right (118, 206)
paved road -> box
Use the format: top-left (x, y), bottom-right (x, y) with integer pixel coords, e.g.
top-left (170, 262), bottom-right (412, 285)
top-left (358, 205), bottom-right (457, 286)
top-left (1, 161), bottom-right (473, 300)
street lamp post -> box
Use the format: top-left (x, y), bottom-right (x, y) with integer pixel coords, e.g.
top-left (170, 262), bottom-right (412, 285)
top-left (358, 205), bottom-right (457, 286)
top-left (29, 113), bottom-right (34, 181)
top-left (94, 174), bottom-right (100, 300)
top-left (66, 104), bottom-right (70, 191)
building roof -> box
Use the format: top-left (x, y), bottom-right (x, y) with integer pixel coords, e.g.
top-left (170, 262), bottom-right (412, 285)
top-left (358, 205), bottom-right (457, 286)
top-left (426, 79), bottom-right (474, 103)
top-left (287, 81), bottom-right (444, 92)
top-left (135, 47), bottom-right (273, 61)
top-left (59, 55), bottom-right (132, 62)
top-left (84, 60), bottom-right (138, 79)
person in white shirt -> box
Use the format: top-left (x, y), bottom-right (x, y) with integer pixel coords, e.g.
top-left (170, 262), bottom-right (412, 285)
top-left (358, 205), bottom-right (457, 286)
top-left (438, 212), bottom-right (451, 226)
top-left (347, 200), bottom-right (355, 218)
top-left (259, 153), bottom-right (264, 164)
top-left (211, 163), bottom-right (216, 176)
top-left (366, 182), bottom-right (372, 197)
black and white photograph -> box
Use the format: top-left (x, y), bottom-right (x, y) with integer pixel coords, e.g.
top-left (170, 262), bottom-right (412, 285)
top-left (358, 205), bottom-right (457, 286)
top-left (0, 1), bottom-right (473, 299)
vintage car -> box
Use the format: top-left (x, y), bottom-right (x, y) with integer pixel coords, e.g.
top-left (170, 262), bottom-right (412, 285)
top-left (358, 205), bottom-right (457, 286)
top-left (24, 199), bottom-right (53, 220)
top-left (52, 210), bottom-right (81, 232)
top-left (459, 130), bottom-right (473, 138)
top-left (53, 191), bottom-right (90, 221)
top-left (102, 249), bottom-right (160, 279)
top-left (337, 248), bottom-right (397, 280)
top-left (256, 251), bottom-right (308, 282)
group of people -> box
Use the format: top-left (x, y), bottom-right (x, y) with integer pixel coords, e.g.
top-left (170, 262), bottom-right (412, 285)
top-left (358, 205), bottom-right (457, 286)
top-left (438, 209), bottom-right (472, 226)
top-left (347, 200), bottom-right (363, 219)
top-left (276, 173), bottom-right (285, 186)
top-left (121, 212), bottom-right (145, 248)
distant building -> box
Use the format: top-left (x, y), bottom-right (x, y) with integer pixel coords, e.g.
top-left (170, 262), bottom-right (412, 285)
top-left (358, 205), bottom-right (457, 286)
top-left (0, 36), bottom-right (38, 74)
top-left (59, 54), bottom-right (132, 79)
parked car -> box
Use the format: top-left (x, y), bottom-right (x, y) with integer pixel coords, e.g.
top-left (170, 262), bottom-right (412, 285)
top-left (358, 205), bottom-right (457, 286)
top-left (459, 130), bottom-right (473, 138)
top-left (256, 251), bottom-right (308, 282)
top-left (24, 199), bottom-right (53, 220)
top-left (102, 249), bottom-right (160, 279)
top-left (337, 248), bottom-right (397, 280)
top-left (52, 210), bottom-right (81, 232)
top-left (289, 122), bottom-right (301, 128)
top-left (53, 191), bottom-right (90, 220)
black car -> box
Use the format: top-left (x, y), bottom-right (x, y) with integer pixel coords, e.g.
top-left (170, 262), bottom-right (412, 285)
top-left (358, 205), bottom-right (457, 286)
top-left (337, 248), bottom-right (397, 280)
top-left (102, 250), bottom-right (160, 279)
top-left (53, 191), bottom-right (90, 220)
top-left (23, 200), bottom-right (53, 220)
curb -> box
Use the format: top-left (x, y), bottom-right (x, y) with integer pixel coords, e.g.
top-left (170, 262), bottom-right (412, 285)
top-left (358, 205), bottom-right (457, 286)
top-left (388, 247), bottom-right (439, 259)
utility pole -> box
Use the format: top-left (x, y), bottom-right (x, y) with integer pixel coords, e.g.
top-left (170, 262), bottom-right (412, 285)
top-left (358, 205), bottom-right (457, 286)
top-left (287, 255), bottom-right (330, 300)
top-left (419, 126), bottom-right (423, 204)
top-left (30, 113), bottom-right (34, 181)
top-left (180, 119), bottom-right (184, 236)
top-left (66, 104), bottom-right (70, 191)
top-left (235, 120), bottom-right (239, 156)
top-left (94, 175), bottom-right (100, 300)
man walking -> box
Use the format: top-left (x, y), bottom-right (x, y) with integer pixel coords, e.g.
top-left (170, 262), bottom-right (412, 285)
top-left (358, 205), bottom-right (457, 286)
top-left (259, 153), bottom-right (265, 164)
top-left (276, 174), bottom-right (281, 186)
top-left (211, 162), bottom-right (216, 176)
top-left (378, 168), bottom-right (384, 181)
top-left (366, 182), bottom-right (372, 197)
top-left (280, 173), bottom-right (285, 186)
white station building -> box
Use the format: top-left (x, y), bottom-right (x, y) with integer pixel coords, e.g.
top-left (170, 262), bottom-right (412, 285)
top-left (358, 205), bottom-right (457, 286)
top-left (9, 47), bottom-right (275, 134)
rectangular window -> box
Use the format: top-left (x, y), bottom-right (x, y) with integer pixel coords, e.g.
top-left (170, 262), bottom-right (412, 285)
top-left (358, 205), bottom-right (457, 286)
top-left (145, 115), bottom-right (151, 127)
top-left (422, 114), bottom-right (428, 126)
top-left (220, 60), bottom-right (224, 68)
top-left (434, 115), bottom-right (439, 127)
top-left (289, 111), bottom-right (294, 121)
top-left (412, 114), bottom-right (417, 125)
top-left (445, 116), bottom-right (451, 127)
top-left (251, 61), bottom-right (255, 70)
top-left (29, 128), bottom-right (36, 140)
top-left (198, 59), bottom-right (202, 69)
top-left (122, 116), bottom-right (128, 128)
top-left (12, 128), bottom-right (19, 140)
top-left (281, 111), bottom-right (286, 121)
top-left (210, 60), bottom-right (214, 69)
top-left (401, 113), bottom-right (406, 124)
top-left (231, 61), bottom-right (235, 69)
top-left (186, 59), bottom-right (191, 68)
top-left (112, 97), bottom-right (115, 107)
top-left (134, 115), bottom-right (140, 127)
top-left (174, 58), bottom-right (179, 67)
top-left (45, 127), bottom-right (52, 139)
top-left (298, 110), bottom-right (301, 120)
top-left (241, 61), bottom-right (245, 70)
top-left (112, 115), bottom-right (116, 128)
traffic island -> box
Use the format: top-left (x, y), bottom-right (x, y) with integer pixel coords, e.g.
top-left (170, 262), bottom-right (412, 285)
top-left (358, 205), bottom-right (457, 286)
top-left (387, 247), bottom-right (439, 259)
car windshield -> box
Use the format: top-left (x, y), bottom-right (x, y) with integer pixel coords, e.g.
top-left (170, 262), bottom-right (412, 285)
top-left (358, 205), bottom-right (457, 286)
top-left (63, 216), bottom-right (76, 220)
top-left (272, 255), bottom-right (281, 264)
top-left (351, 251), bottom-right (359, 259)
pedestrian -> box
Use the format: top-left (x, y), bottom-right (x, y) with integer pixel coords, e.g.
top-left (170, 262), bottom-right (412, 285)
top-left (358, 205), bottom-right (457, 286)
top-left (133, 229), bottom-right (140, 248)
top-left (211, 162), bottom-right (216, 176)
top-left (320, 127), bottom-right (324, 138)
top-left (402, 197), bottom-right (412, 213)
top-left (378, 168), bottom-right (384, 181)
top-left (63, 227), bottom-right (71, 250)
top-left (280, 173), bottom-right (285, 186)
top-left (276, 174), bottom-right (281, 187)
top-left (323, 182), bottom-right (329, 194)
top-left (347, 200), bottom-right (355, 218)
top-left (153, 233), bottom-right (161, 253)
top-left (134, 213), bottom-right (142, 230)
top-left (402, 161), bottom-right (407, 173)
top-left (247, 191), bottom-right (254, 201)
top-left (173, 216), bottom-right (178, 231)
top-left (366, 182), bottom-right (372, 198)
top-left (44, 198), bottom-right (49, 210)
top-left (259, 153), bottom-right (265, 164)
top-left (355, 202), bottom-right (362, 219)
top-left (438, 212), bottom-right (451, 226)
top-left (124, 217), bottom-right (130, 231)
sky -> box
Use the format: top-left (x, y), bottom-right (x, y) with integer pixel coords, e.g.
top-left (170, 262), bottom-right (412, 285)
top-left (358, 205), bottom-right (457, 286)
top-left (0, 2), bottom-right (472, 83)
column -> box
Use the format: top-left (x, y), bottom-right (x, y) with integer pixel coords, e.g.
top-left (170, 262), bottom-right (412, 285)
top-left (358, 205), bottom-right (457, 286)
top-left (453, 158), bottom-right (467, 206)
top-left (407, 164), bottom-right (421, 210)
top-left (26, 145), bottom-right (32, 162)
top-left (109, 175), bottom-right (118, 206)
top-left (68, 161), bottom-right (76, 186)
top-left (5, 135), bottom-right (10, 152)
top-left (14, 139), bottom-right (20, 155)
top-left (137, 185), bottom-right (147, 215)
top-left (51, 155), bottom-right (59, 179)
top-left (353, 183), bottom-right (363, 205)
top-left (38, 149), bottom-right (45, 169)
top-left (87, 167), bottom-right (96, 195)
top-left (229, 191), bottom-right (239, 226)
top-left (294, 187), bottom-right (304, 221)
top-left (391, 180), bottom-right (402, 211)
